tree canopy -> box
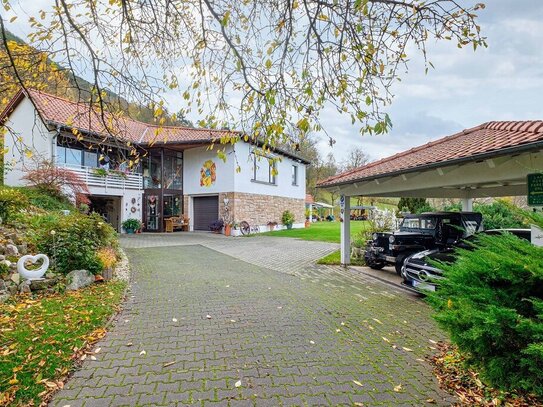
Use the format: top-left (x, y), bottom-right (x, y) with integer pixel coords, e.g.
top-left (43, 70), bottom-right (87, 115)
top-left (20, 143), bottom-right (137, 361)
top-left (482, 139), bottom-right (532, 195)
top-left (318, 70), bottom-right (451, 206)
top-left (0, 0), bottom-right (486, 160)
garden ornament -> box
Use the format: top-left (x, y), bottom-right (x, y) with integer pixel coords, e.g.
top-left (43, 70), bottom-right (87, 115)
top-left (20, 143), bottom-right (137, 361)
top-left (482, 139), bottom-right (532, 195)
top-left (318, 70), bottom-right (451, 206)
top-left (17, 254), bottom-right (50, 280)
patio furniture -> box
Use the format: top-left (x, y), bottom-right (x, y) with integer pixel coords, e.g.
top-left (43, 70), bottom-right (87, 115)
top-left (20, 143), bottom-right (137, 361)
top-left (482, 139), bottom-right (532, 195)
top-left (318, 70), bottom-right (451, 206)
top-left (165, 216), bottom-right (189, 232)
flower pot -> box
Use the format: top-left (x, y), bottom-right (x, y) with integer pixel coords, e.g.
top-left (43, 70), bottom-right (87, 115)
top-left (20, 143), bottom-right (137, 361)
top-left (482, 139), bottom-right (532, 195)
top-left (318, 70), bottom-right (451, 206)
top-left (125, 228), bottom-right (135, 234)
top-left (286, 224), bottom-right (293, 230)
top-left (224, 224), bottom-right (231, 236)
top-left (305, 220), bottom-right (310, 228)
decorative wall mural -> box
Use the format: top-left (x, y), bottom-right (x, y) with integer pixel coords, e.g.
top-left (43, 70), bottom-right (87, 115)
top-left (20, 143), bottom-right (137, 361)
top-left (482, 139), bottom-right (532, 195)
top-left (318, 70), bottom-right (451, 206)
top-left (200, 160), bottom-right (217, 187)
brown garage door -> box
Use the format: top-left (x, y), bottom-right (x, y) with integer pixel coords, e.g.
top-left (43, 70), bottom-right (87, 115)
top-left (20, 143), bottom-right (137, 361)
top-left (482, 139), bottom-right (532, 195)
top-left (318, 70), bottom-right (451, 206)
top-left (193, 196), bottom-right (219, 231)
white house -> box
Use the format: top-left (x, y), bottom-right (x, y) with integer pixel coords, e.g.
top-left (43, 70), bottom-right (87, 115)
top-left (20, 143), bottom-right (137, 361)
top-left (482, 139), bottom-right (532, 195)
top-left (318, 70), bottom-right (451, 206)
top-left (1, 89), bottom-right (308, 233)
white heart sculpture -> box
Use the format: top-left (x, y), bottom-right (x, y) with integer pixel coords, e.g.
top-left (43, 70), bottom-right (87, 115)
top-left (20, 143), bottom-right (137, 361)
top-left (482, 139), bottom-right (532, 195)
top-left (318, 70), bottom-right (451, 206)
top-left (17, 254), bottom-right (50, 280)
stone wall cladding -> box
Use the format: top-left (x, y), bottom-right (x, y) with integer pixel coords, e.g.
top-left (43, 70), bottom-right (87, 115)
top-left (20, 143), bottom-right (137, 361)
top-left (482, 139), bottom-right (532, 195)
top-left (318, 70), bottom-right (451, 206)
top-left (228, 192), bottom-right (305, 226)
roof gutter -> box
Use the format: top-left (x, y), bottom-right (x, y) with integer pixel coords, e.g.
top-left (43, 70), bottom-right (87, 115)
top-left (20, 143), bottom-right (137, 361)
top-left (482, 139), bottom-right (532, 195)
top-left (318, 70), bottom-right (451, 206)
top-left (318, 141), bottom-right (543, 189)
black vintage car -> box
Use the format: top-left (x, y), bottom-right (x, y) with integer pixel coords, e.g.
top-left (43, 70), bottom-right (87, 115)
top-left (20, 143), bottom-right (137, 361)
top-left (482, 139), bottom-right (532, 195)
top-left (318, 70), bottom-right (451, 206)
top-left (364, 212), bottom-right (484, 275)
top-left (401, 228), bottom-right (531, 293)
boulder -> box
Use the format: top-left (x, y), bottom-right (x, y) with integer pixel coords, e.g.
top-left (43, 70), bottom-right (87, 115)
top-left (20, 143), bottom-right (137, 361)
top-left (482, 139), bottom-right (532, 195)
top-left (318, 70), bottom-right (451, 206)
top-left (29, 278), bottom-right (57, 291)
top-left (7, 283), bottom-right (17, 295)
top-left (66, 270), bottom-right (94, 291)
top-left (0, 255), bottom-right (5, 262)
top-left (16, 243), bottom-right (27, 256)
top-left (0, 279), bottom-right (6, 292)
top-left (18, 280), bottom-right (31, 294)
top-left (10, 272), bottom-right (19, 285)
top-left (5, 244), bottom-right (18, 257)
top-left (0, 293), bottom-right (10, 303)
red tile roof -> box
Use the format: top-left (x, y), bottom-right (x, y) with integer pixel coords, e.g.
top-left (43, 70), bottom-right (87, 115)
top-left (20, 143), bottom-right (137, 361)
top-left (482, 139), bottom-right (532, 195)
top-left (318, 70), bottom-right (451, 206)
top-left (318, 121), bottom-right (543, 187)
top-left (1, 89), bottom-right (236, 144)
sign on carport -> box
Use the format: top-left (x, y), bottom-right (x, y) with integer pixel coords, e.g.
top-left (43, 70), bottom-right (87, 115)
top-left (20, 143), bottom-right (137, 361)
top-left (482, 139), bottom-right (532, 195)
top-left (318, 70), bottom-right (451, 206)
top-left (528, 173), bottom-right (543, 206)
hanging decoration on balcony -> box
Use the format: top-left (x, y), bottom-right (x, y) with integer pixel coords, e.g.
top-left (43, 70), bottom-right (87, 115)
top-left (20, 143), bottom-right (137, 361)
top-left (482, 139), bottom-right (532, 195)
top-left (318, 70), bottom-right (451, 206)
top-left (200, 160), bottom-right (216, 188)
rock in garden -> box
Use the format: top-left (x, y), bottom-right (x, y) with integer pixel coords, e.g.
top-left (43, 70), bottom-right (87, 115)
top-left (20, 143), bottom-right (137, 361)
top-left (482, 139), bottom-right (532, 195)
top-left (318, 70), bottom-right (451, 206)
top-left (66, 270), bottom-right (94, 291)
top-left (0, 245), bottom-right (4, 255)
top-left (7, 283), bottom-right (17, 295)
top-left (0, 293), bottom-right (10, 303)
top-left (30, 278), bottom-right (57, 291)
top-left (0, 279), bottom-right (6, 292)
top-left (18, 280), bottom-right (31, 294)
top-left (10, 272), bottom-right (19, 285)
top-left (0, 255), bottom-right (5, 262)
top-left (5, 244), bottom-right (18, 257)
top-left (16, 244), bottom-right (27, 256)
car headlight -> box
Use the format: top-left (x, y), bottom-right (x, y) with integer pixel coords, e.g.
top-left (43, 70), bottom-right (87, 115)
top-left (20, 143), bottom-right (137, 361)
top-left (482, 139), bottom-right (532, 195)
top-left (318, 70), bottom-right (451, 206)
top-left (372, 233), bottom-right (378, 240)
top-left (389, 235), bottom-right (395, 243)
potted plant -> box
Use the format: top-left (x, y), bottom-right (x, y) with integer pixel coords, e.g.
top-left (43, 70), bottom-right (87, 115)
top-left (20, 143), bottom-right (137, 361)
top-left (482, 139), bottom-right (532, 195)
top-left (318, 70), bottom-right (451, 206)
top-left (209, 219), bottom-right (225, 234)
top-left (122, 218), bottom-right (142, 234)
top-left (224, 222), bottom-right (232, 236)
top-left (267, 221), bottom-right (278, 231)
top-left (281, 210), bottom-right (295, 230)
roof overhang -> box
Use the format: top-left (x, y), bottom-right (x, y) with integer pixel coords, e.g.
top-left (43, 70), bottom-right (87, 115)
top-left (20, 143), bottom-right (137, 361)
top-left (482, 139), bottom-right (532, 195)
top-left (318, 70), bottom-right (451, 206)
top-left (321, 148), bottom-right (543, 199)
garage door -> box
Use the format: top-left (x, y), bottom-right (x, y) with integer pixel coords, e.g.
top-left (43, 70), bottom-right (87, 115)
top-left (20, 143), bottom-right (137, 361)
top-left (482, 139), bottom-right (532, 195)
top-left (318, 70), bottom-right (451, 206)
top-left (193, 196), bottom-right (219, 231)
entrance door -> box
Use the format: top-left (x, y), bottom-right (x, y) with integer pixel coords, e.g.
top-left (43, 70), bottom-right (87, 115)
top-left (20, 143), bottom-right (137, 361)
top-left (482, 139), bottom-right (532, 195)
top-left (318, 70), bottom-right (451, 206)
top-left (89, 196), bottom-right (121, 232)
top-left (144, 193), bottom-right (161, 231)
top-left (193, 196), bottom-right (219, 231)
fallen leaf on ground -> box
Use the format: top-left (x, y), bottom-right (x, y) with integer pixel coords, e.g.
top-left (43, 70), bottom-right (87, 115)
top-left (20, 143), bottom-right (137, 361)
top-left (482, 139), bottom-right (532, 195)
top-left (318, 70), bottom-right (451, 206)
top-left (139, 350), bottom-right (146, 356)
top-left (172, 318), bottom-right (177, 322)
top-left (336, 329), bottom-right (341, 333)
top-left (94, 348), bottom-right (101, 353)
top-left (353, 380), bottom-right (363, 387)
top-left (206, 315), bottom-right (211, 319)
top-left (234, 380), bottom-right (242, 388)
top-left (372, 318), bottom-right (383, 325)
top-left (309, 340), bottom-right (315, 344)
top-left (426, 399), bottom-right (436, 404)
top-left (126, 342), bottom-right (133, 347)
top-left (90, 355), bottom-right (96, 361)
top-left (402, 347), bottom-right (413, 352)
top-left (393, 384), bottom-right (402, 392)
top-left (230, 319), bottom-right (236, 323)
top-left (163, 361), bottom-right (176, 367)
top-left (382, 337), bottom-right (390, 343)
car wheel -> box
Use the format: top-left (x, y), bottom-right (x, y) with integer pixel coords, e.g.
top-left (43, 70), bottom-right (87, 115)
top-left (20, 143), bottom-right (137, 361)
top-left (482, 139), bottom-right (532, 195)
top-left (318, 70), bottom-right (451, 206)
top-left (395, 255), bottom-right (408, 276)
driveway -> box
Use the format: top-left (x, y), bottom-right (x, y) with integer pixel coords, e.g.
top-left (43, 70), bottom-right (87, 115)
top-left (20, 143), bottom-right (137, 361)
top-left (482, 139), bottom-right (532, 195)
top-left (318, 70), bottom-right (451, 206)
top-left (51, 234), bottom-right (453, 406)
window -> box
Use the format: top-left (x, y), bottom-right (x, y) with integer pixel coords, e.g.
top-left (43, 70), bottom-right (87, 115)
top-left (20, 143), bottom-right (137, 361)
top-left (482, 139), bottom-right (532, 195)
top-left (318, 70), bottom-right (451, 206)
top-left (252, 152), bottom-right (276, 184)
top-left (291, 165), bottom-right (298, 186)
top-left (57, 145), bottom-right (82, 167)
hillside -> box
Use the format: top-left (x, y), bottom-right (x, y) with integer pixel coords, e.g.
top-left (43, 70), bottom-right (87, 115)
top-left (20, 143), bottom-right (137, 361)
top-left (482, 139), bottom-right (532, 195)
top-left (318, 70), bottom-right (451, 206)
top-left (0, 30), bottom-right (191, 126)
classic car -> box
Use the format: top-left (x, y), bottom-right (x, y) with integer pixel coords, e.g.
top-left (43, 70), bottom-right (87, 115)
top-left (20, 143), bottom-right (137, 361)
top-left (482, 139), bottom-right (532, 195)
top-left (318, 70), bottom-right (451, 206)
top-left (401, 228), bottom-right (532, 293)
top-left (364, 211), bottom-right (484, 275)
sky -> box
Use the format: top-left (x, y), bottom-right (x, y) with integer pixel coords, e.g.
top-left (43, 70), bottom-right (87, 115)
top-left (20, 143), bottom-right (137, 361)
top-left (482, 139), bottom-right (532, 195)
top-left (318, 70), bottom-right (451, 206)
top-left (5, 1), bottom-right (543, 163)
top-left (320, 0), bottom-right (543, 162)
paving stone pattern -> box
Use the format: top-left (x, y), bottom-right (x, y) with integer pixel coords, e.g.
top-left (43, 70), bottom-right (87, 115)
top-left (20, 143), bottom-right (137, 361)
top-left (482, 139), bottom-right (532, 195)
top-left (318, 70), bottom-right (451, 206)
top-left (51, 234), bottom-right (454, 406)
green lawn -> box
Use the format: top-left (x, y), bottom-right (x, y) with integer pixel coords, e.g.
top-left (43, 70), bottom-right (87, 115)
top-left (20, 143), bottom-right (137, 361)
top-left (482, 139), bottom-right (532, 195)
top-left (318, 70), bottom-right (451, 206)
top-left (0, 280), bottom-right (126, 406)
top-left (260, 220), bottom-right (369, 243)
top-left (316, 250), bottom-right (365, 266)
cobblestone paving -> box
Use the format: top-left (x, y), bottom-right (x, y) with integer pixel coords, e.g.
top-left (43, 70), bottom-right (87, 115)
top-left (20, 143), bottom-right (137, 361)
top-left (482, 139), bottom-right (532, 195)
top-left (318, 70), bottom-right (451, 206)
top-left (51, 234), bottom-right (454, 406)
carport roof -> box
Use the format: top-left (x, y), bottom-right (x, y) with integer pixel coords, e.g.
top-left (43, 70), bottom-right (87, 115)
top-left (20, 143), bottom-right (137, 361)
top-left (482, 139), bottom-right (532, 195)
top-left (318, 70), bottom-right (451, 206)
top-left (318, 121), bottom-right (543, 187)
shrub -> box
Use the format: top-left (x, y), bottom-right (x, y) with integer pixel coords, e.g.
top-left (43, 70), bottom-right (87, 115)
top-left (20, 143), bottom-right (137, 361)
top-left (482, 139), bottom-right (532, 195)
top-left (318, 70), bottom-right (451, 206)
top-left (475, 200), bottom-right (528, 230)
top-left (426, 233), bottom-right (543, 396)
top-left (22, 160), bottom-right (90, 204)
top-left (281, 210), bottom-right (295, 226)
top-left (0, 187), bottom-right (28, 223)
top-left (16, 187), bottom-right (73, 211)
top-left (32, 213), bottom-right (118, 275)
top-left (97, 247), bottom-right (117, 269)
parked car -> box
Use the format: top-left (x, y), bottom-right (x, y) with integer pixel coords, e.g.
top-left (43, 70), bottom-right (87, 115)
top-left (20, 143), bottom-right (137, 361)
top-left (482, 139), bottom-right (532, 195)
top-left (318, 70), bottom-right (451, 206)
top-left (364, 212), bottom-right (484, 274)
top-left (401, 228), bottom-right (532, 293)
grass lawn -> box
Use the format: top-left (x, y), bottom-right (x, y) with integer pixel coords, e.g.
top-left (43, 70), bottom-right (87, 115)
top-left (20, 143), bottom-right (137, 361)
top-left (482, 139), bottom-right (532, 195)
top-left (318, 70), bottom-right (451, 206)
top-left (0, 280), bottom-right (126, 406)
top-left (259, 220), bottom-right (369, 243)
top-left (316, 250), bottom-right (365, 266)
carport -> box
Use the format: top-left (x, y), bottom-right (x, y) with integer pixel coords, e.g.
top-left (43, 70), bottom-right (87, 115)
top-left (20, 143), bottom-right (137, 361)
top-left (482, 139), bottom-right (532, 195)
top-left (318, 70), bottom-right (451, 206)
top-left (318, 120), bottom-right (543, 265)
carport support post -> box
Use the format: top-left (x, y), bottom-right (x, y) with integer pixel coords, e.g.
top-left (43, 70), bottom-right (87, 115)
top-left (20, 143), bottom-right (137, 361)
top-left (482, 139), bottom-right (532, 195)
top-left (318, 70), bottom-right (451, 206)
top-left (461, 198), bottom-right (473, 211)
top-left (340, 195), bottom-right (351, 266)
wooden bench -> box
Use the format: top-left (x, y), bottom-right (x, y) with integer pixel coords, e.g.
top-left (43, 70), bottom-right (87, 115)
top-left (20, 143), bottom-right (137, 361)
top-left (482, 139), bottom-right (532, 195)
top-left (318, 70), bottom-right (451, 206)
top-left (165, 216), bottom-right (189, 232)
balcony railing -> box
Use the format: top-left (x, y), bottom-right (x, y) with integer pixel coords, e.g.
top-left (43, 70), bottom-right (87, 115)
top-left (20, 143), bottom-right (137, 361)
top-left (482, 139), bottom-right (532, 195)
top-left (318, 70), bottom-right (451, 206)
top-left (59, 164), bottom-right (143, 191)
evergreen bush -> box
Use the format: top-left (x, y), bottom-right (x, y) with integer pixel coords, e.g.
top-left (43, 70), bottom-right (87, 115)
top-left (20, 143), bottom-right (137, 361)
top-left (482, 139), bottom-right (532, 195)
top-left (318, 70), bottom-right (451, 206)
top-left (426, 231), bottom-right (543, 396)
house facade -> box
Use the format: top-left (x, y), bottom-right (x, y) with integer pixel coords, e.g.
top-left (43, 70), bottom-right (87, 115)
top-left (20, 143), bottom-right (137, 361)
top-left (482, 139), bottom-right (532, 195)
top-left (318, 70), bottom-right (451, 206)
top-left (1, 89), bottom-right (308, 233)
